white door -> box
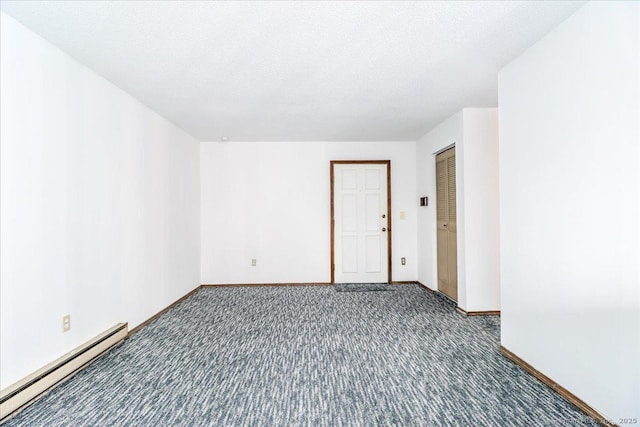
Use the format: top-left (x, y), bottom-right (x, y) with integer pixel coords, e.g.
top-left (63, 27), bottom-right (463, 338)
top-left (333, 163), bottom-right (389, 283)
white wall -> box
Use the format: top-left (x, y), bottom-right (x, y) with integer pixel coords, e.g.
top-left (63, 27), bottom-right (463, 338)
top-left (461, 109), bottom-right (500, 311)
top-left (201, 141), bottom-right (417, 284)
top-left (416, 108), bottom-right (500, 312)
top-left (0, 13), bottom-right (200, 389)
top-left (499, 1), bottom-right (639, 421)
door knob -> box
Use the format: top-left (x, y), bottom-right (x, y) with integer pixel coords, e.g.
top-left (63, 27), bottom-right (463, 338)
top-left (443, 224), bottom-right (447, 227)
top-left (382, 227), bottom-right (387, 232)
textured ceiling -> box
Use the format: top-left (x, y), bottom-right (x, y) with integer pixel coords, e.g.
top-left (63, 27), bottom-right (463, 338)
top-left (0, 1), bottom-right (585, 141)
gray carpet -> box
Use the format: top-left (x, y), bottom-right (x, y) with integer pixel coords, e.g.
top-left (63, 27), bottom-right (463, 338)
top-left (334, 283), bottom-right (395, 292)
top-left (3, 284), bottom-right (597, 426)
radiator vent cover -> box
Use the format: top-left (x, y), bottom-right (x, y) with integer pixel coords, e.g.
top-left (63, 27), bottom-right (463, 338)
top-left (0, 322), bottom-right (128, 422)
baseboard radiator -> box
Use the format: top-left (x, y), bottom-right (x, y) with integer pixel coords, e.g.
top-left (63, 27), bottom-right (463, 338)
top-left (0, 322), bottom-right (128, 422)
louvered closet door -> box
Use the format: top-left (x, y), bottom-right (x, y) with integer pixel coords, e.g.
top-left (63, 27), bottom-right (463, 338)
top-left (436, 148), bottom-right (458, 301)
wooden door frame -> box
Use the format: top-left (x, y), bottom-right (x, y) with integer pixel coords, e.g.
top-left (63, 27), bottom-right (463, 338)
top-left (330, 160), bottom-right (392, 284)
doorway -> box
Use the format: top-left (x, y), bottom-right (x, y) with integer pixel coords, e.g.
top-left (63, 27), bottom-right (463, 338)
top-left (436, 148), bottom-right (458, 300)
top-left (331, 161), bottom-right (391, 284)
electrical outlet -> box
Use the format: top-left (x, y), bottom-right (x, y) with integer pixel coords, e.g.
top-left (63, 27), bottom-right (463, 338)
top-left (401, 257), bottom-right (406, 266)
top-left (400, 211), bottom-right (406, 220)
top-left (62, 315), bottom-right (71, 332)
top-left (251, 259), bottom-right (257, 267)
